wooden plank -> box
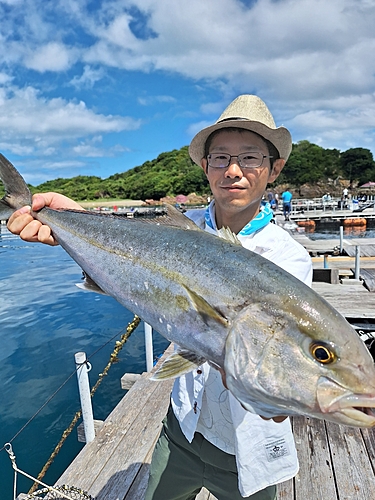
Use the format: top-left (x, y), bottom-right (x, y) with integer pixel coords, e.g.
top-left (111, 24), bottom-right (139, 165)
top-left (122, 432), bottom-right (158, 500)
top-left (359, 268), bottom-right (375, 292)
top-left (313, 268), bottom-right (339, 284)
top-left (276, 478), bottom-right (294, 499)
top-left (326, 422), bottom-right (375, 499)
top-left (276, 416), bottom-right (295, 499)
top-left (77, 419), bottom-right (104, 443)
top-left (292, 417), bottom-right (337, 499)
top-left (89, 379), bottom-right (172, 499)
top-left (195, 488), bottom-right (217, 499)
top-left (360, 428), bottom-right (375, 471)
top-left (55, 346), bottom-right (174, 499)
top-left (312, 282), bottom-right (375, 318)
top-left (344, 244), bottom-right (375, 258)
top-left (121, 372), bottom-right (142, 389)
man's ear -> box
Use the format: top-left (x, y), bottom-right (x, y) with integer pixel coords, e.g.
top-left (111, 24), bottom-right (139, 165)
top-left (268, 159), bottom-right (285, 183)
top-left (201, 158), bottom-right (209, 175)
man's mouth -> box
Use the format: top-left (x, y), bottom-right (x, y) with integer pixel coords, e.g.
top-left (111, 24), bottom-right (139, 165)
top-left (221, 185), bottom-right (244, 190)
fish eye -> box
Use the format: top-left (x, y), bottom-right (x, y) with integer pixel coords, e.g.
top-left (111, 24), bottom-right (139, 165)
top-left (310, 342), bottom-right (337, 364)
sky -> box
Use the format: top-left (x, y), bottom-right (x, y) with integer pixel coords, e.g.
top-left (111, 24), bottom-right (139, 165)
top-left (0, 0), bottom-right (374, 185)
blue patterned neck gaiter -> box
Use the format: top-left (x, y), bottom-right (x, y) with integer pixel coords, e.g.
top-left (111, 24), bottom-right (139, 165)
top-left (204, 201), bottom-right (273, 236)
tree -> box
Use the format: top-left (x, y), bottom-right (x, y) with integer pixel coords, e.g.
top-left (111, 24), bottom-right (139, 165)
top-left (340, 148), bottom-right (375, 185)
top-left (278, 141), bottom-right (341, 186)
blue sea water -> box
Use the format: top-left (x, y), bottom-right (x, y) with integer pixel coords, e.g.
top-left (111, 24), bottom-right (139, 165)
top-left (0, 226), bottom-right (169, 499)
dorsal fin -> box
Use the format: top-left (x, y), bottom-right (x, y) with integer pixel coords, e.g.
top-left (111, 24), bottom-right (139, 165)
top-left (113, 204), bottom-right (202, 231)
top-left (217, 226), bottom-right (242, 245)
top-left (63, 204), bottom-right (203, 231)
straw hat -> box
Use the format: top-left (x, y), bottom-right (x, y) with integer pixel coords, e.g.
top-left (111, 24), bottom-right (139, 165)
top-left (189, 95), bottom-right (292, 165)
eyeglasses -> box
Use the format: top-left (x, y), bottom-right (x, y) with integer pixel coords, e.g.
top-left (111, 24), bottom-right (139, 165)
top-left (207, 152), bottom-right (273, 169)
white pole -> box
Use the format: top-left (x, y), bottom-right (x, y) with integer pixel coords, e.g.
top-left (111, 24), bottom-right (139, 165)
top-left (355, 246), bottom-right (361, 280)
top-left (340, 226), bottom-right (344, 254)
top-left (144, 323), bottom-right (154, 372)
top-left (75, 352), bottom-right (95, 443)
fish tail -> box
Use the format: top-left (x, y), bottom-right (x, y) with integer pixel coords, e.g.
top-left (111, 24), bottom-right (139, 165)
top-left (0, 153), bottom-right (32, 220)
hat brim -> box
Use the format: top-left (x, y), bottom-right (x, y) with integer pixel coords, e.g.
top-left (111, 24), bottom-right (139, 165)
top-left (189, 119), bottom-right (292, 166)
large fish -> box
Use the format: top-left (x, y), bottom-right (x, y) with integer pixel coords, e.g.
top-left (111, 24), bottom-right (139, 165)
top-left (1, 153), bottom-right (375, 427)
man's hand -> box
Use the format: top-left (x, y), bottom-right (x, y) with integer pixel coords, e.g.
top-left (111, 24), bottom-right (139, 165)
top-left (7, 193), bottom-right (84, 246)
top-left (259, 415), bottom-right (288, 423)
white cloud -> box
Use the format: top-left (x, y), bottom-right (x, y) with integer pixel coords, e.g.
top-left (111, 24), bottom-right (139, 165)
top-left (0, 0), bottom-right (374, 178)
top-left (69, 65), bottom-right (105, 89)
top-left (78, 0), bottom-right (373, 83)
top-left (186, 120), bottom-right (212, 139)
top-left (137, 94), bottom-right (176, 106)
top-left (0, 82), bottom-right (141, 156)
top-left (0, 72), bottom-right (13, 85)
top-left (26, 42), bottom-right (76, 72)
top-left (73, 141), bottom-right (129, 157)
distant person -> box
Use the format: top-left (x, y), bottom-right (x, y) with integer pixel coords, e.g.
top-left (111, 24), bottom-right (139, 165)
top-left (281, 189), bottom-right (293, 220)
top-left (322, 193), bottom-right (331, 209)
top-left (274, 192), bottom-right (279, 209)
top-left (342, 187), bottom-right (349, 208)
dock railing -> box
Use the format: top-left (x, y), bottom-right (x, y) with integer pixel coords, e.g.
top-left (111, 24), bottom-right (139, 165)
top-left (287, 195), bottom-right (375, 216)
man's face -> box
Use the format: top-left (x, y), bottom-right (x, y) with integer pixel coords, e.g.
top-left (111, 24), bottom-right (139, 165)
top-left (201, 129), bottom-right (284, 220)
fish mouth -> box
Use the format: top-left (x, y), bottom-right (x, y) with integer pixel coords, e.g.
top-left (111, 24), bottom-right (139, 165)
top-left (317, 377), bottom-right (375, 427)
top-left (327, 394), bottom-right (375, 425)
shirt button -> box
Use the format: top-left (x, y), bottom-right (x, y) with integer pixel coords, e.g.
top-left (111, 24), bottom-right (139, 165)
top-left (197, 369), bottom-right (202, 374)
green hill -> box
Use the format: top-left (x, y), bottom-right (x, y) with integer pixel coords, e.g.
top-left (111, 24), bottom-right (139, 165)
top-left (34, 146), bottom-right (209, 201)
top-left (0, 142), bottom-right (374, 201)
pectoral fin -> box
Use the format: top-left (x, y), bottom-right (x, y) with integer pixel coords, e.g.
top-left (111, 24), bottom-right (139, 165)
top-left (76, 272), bottom-right (108, 295)
top-left (183, 285), bottom-right (228, 327)
top-left (151, 350), bottom-right (206, 380)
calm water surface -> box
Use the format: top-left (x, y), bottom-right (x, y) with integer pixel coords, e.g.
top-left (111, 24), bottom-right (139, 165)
top-left (0, 226), bottom-right (169, 499)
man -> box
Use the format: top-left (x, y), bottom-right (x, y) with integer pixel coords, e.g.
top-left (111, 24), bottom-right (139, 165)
top-left (8, 95), bottom-right (312, 500)
top-left (281, 189), bottom-right (293, 221)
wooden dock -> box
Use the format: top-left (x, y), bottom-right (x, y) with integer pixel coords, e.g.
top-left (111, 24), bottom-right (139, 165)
top-left (54, 346), bottom-right (174, 499)
top-left (54, 344), bottom-right (375, 500)
top-left (278, 417), bottom-right (375, 499)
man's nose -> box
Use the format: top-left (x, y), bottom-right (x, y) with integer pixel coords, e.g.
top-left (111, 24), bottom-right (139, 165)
top-left (225, 158), bottom-right (243, 178)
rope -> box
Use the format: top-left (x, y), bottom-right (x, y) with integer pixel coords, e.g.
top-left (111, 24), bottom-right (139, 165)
top-left (5, 443), bottom-right (80, 500)
top-left (26, 314), bottom-right (141, 494)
